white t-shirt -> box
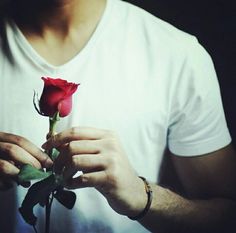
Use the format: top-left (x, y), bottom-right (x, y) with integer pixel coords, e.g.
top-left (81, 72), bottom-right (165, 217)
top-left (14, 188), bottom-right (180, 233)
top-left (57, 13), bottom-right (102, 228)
top-left (0, 0), bottom-right (231, 232)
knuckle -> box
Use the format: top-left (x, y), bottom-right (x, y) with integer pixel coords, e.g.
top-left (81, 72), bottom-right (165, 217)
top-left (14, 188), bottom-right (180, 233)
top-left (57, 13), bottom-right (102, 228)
top-left (70, 127), bottom-right (79, 136)
top-left (0, 160), bottom-right (10, 174)
top-left (0, 160), bottom-right (6, 172)
top-left (13, 135), bottom-right (24, 145)
top-left (109, 138), bottom-right (119, 148)
top-left (31, 160), bottom-right (41, 169)
top-left (71, 156), bottom-right (78, 168)
top-left (4, 143), bottom-right (17, 155)
top-left (102, 138), bottom-right (119, 151)
top-left (81, 140), bottom-right (94, 152)
top-left (104, 170), bottom-right (118, 188)
top-left (80, 174), bottom-right (89, 184)
top-left (67, 142), bottom-right (76, 155)
top-left (104, 130), bottom-right (116, 138)
top-left (106, 155), bottom-right (118, 168)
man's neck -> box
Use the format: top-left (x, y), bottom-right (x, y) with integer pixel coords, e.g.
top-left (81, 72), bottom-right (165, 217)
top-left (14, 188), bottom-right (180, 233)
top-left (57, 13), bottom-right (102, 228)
top-left (13, 0), bottom-right (107, 66)
top-left (15, 0), bottom-right (106, 38)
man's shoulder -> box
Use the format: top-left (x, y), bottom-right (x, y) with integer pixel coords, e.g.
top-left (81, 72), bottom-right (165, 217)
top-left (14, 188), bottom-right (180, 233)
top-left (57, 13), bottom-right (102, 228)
top-left (112, 0), bottom-right (198, 53)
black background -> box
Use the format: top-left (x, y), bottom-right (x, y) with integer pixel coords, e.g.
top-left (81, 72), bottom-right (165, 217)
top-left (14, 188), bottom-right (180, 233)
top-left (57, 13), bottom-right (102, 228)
top-left (126, 0), bottom-right (236, 147)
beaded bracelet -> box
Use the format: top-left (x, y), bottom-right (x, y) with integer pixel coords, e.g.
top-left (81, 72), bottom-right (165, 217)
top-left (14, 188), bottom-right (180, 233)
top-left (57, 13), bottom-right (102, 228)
top-left (128, 176), bottom-right (153, 220)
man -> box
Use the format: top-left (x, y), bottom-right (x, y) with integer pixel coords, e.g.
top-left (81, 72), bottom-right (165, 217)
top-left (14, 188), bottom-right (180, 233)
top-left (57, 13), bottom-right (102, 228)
top-left (0, 0), bottom-right (236, 232)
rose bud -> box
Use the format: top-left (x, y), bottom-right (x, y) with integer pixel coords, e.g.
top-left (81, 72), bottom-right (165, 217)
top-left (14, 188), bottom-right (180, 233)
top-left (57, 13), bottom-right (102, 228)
top-left (39, 77), bottom-right (79, 117)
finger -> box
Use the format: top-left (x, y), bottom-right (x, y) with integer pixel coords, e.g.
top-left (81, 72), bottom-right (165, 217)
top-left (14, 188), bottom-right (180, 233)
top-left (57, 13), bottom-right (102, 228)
top-left (0, 133), bottom-right (52, 168)
top-left (62, 154), bottom-right (106, 179)
top-left (42, 127), bottom-right (110, 150)
top-left (0, 159), bottom-right (20, 177)
top-left (0, 163), bottom-right (31, 189)
top-left (64, 171), bottom-right (108, 190)
top-left (0, 142), bottom-right (42, 169)
top-left (54, 140), bottom-right (101, 173)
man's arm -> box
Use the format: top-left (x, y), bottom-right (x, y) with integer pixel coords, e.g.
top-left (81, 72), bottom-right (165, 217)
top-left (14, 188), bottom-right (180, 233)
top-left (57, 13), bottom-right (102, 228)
top-left (139, 144), bottom-right (236, 233)
top-left (43, 127), bottom-right (236, 233)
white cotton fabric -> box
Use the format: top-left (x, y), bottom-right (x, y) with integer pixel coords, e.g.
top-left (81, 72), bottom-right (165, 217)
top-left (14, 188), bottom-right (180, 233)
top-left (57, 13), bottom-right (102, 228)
top-left (0, 0), bottom-right (231, 232)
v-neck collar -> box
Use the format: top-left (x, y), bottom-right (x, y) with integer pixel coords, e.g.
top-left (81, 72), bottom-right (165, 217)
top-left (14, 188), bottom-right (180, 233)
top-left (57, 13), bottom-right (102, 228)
top-left (10, 0), bottom-right (113, 73)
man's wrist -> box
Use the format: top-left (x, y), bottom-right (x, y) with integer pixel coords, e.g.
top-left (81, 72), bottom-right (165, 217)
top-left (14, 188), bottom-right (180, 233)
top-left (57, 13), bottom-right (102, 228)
top-left (128, 176), bottom-right (153, 221)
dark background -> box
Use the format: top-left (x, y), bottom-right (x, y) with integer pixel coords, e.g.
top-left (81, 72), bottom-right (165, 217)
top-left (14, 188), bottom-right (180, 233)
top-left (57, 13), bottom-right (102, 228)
top-left (126, 0), bottom-right (236, 147)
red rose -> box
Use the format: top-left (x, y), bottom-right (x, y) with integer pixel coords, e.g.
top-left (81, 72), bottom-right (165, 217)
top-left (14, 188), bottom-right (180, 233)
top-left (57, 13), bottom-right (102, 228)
top-left (39, 77), bottom-right (79, 117)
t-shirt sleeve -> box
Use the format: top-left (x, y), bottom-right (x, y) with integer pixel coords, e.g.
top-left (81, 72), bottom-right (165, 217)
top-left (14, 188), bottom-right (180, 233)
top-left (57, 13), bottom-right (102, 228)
top-left (168, 39), bottom-right (231, 156)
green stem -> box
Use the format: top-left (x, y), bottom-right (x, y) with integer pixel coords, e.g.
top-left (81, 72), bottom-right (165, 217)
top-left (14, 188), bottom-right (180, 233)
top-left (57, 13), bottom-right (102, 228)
top-left (45, 112), bottom-right (60, 233)
top-left (48, 112), bottom-right (60, 139)
top-left (49, 119), bottom-right (57, 135)
top-left (33, 225), bottom-right (38, 233)
top-left (45, 195), bottom-right (52, 233)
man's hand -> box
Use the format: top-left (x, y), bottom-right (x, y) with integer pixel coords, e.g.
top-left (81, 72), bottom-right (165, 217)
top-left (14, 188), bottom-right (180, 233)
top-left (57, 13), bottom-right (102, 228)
top-left (42, 127), bottom-right (147, 217)
top-left (0, 132), bottom-right (53, 189)
top-left (41, 127), bottom-right (236, 233)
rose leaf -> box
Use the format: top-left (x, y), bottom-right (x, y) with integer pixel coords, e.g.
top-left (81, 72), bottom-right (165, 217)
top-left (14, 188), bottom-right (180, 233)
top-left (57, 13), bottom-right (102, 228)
top-left (54, 189), bottom-right (76, 209)
top-left (18, 164), bottom-right (52, 183)
top-left (19, 174), bottom-right (57, 226)
top-left (51, 148), bottom-right (60, 161)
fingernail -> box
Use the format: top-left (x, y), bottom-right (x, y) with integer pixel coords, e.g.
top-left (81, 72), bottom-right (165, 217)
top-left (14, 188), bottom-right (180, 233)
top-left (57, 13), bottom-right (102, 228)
top-left (41, 142), bottom-right (48, 149)
top-left (44, 157), bottom-right (53, 168)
